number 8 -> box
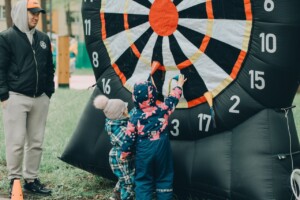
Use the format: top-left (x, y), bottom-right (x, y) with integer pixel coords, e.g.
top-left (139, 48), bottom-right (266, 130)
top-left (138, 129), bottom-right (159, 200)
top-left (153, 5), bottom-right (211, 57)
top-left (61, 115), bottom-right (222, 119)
top-left (92, 52), bottom-right (99, 68)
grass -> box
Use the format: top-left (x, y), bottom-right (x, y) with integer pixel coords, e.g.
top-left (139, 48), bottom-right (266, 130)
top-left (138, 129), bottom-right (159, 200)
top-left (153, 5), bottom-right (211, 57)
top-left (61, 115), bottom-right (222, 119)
top-left (0, 89), bottom-right (299, 199)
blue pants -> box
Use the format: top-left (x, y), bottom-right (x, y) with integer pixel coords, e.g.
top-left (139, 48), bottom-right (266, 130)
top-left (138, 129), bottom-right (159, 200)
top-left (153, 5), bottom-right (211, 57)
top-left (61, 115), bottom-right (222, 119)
top-left (135, 134), bottom-right (173, 200)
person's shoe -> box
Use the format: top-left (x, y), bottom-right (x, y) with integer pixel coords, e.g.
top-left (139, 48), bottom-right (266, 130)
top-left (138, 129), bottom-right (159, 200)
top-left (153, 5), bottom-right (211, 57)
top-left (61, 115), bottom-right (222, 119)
top-left (109, 190), bottom-right (121, 200)
top-left (8, 178), bottom-right (15, 198)
top-left (23, 179), bottom-right (51, 195)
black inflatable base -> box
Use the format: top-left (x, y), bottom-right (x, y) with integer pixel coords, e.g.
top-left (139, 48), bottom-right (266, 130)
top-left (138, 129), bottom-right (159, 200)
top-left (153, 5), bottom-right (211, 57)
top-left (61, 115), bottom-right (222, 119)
top-left (60, 88), bottom-right (300, 200)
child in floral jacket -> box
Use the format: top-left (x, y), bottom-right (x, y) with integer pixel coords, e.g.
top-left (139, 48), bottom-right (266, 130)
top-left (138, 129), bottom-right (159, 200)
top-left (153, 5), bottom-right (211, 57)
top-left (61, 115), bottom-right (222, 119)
top-left (120, 74), bottom-right (186, 200)
top-left (94, 95), bottom-right (134, 200)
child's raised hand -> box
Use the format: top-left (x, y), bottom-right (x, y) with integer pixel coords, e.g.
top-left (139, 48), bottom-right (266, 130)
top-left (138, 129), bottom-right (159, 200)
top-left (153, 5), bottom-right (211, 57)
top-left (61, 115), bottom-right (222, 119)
top-left (177, 74), bottom-right (187, 88)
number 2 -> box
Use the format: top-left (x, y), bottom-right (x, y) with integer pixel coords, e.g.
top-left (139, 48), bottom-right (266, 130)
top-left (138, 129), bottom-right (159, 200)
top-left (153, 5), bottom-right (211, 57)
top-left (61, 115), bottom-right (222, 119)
top-left (229, 96), bottom-right (240, 114)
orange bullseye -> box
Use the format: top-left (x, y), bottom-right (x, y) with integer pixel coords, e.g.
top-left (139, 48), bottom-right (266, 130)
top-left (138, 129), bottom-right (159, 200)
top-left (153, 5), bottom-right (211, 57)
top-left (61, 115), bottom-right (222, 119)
top-left (149, 0), bottom-right (179, 36)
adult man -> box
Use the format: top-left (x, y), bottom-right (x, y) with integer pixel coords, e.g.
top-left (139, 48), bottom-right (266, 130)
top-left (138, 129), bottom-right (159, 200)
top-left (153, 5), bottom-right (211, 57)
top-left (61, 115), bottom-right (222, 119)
top-left (0, 0), bottom-right (54, 196)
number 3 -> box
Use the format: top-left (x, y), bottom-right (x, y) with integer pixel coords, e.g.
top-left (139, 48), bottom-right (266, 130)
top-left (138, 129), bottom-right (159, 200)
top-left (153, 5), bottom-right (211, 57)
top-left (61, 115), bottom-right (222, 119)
top-left (170, 119), bottom-right (180, 136)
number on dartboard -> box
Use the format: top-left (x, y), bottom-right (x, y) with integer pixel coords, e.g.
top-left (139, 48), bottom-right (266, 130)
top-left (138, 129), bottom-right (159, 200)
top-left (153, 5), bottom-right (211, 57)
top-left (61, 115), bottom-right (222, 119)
top-left (92, 52), bottom-right (99, 68)
top-left (229, 96), bottom-right (240, 114)
top-left (102, 78), bottom-right (111, 94)
top-left (249, 70), bottom-right (265, 90)
top-left (198, 114), bottom-right (211, 132)
top-left (84, 19), bottom-right (91, 36)
top-left (264, 0), bottom-right (274, 12)
top-left (260, 33), bottom-right (277, 53)
top-left (170, 119), bottom-right (180, 136)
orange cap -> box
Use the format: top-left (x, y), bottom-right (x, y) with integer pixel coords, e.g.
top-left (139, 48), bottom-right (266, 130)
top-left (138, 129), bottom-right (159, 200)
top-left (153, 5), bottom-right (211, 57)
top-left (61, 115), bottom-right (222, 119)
top-left (27, 0), bottom-right (45, 14)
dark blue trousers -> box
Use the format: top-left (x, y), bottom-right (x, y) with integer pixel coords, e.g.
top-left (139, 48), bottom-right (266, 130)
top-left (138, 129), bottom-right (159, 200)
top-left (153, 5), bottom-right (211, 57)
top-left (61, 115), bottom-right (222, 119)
top-left (134, 134), bottom-right (173, 200)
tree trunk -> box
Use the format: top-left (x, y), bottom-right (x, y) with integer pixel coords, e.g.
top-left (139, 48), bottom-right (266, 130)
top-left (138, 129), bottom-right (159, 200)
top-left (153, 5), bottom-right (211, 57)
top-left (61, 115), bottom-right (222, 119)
top-left (41, 0), bottom-right (47, 32)
top-left (5, 0), bottom-right (12, 28)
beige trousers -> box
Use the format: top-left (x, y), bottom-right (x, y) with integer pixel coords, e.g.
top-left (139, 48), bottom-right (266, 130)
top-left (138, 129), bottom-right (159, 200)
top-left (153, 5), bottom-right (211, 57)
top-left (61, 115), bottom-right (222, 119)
top-left (2, 91), bottom-right (50, 180)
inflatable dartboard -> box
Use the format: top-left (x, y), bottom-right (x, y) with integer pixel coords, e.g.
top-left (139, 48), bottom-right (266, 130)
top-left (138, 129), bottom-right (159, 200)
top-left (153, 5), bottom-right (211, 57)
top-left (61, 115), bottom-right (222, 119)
top-left (61, 0), bottom-right (300, 199)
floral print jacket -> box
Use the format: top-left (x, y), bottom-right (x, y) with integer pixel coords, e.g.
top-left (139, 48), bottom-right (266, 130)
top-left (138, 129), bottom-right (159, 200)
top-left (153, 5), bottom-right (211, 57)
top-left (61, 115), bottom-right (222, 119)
top-left (121, 79), bottom-right (182, 153)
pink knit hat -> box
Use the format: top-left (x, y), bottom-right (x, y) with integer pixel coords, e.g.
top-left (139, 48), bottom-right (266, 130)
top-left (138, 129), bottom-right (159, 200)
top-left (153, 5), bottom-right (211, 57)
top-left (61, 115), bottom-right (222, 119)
top-left (93, 95), bottom-right (128, 120)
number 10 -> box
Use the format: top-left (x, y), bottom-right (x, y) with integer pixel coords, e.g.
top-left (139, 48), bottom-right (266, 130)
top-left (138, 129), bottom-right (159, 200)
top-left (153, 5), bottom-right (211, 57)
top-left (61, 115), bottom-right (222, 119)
top-left (260, 33), bottom-right (277, 53)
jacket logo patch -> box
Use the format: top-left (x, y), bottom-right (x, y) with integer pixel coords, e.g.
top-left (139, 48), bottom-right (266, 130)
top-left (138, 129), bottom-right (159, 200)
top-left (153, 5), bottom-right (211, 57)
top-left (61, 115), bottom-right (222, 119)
top-left (40, 41), bottom-right (47, 49)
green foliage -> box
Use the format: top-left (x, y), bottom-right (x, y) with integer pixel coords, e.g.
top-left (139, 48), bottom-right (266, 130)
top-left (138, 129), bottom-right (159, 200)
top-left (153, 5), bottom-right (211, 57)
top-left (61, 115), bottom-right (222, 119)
top-left (0, 90), bottom-right (299, 199)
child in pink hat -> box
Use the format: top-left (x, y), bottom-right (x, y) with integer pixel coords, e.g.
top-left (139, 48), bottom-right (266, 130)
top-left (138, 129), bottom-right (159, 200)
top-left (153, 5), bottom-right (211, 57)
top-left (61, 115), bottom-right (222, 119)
top-left (94, 95), bottom-right (134, 200)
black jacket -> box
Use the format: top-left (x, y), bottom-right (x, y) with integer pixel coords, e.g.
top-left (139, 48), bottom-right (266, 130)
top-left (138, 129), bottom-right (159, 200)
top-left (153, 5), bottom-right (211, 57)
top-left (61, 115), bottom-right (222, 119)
top-left (0, 25), bottom-right (55, 101)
